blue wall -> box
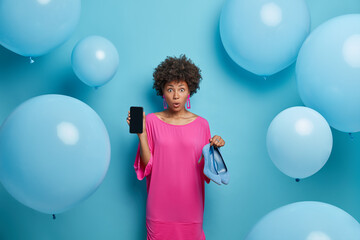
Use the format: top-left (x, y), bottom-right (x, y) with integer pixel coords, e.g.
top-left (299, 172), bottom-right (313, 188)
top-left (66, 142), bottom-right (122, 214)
top-left (0, 0), bottom-right (360, 239)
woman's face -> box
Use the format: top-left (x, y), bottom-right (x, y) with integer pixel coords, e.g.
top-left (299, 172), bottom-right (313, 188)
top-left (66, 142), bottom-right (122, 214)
top-left (163, 80), bottom-right (190, 111)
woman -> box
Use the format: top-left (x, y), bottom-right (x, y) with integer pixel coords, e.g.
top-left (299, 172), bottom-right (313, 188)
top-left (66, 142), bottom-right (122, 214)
top-left (126, 55), bottom-right (225, 240)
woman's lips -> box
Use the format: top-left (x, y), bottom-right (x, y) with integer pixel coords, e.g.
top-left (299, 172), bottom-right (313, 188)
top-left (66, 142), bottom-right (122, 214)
top-left (173, 103), bottom-right (180, 108)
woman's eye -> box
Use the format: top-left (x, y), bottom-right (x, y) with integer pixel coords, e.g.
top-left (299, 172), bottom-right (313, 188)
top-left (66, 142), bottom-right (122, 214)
top-left (167, 89), bottom-right (173, 92)
top-left (180, 89), bottom-right (185, 92)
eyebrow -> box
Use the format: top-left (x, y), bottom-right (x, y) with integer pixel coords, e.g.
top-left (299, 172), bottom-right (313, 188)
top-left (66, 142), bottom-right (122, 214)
top-left (167, 84), bottom-right (184, 87)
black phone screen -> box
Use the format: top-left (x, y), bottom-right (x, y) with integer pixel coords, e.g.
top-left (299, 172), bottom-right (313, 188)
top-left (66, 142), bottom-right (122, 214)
top-left (130, 106), bottom-right (143, 134)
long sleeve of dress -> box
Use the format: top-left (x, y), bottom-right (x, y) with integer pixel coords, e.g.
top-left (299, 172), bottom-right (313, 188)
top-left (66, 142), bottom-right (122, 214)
top-left (134, 115), bottom-right (154, 180)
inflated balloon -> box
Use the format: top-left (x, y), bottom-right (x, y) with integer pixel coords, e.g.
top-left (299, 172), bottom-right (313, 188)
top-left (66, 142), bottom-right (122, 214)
top-left (266, 106), bottom-right (332, 179)
top-left (220, 0), bottom-right (310, 76)
top-left (71, 36), bottom-right (119, 88)
top-left (0, 0), bottom-right (81, 57)
top-left (296, 14), bottom-right (360, 133)
top-left (0, 95), bottom-right (111, 214)
top-left (246, 201), bottom-right (360, 240)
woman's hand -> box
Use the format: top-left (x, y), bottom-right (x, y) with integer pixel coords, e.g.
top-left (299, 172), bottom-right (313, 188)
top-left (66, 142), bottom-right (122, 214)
top-left (127, 110), bottom-right (150, 168)
top-left (127, 110), bottom-right (147, 136)
top-left (126, 111), bottom-right (131, 126)
top-left (209, 135), bottom-right (225, 148)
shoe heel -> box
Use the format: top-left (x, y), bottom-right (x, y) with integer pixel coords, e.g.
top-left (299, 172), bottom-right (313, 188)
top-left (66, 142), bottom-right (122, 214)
top-left (213, 147), bottom-right (230, 185)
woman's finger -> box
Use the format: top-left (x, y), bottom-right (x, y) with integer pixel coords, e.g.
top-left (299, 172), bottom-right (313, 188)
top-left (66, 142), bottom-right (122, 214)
top-left (126, 113), bottom-right (131, 126)
top-left (211, 138), bottom-right (218, 146)
top-left (213, 137), bottom-right (224, 147)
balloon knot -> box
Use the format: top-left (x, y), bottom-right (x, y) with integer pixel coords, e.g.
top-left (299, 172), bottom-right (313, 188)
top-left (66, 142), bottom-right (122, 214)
top-left (295, 178), bottom-right (300, 182)
top-left (349, 133), bottom-right (354, 139)
top-left (29, 57), bottom-right (34, 64)
top-left (52, 214), bottom-right (56, 220)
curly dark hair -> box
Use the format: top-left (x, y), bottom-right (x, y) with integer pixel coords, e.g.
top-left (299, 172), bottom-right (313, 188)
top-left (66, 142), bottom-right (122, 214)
top-left (153, 54), bottom-right (202, 96)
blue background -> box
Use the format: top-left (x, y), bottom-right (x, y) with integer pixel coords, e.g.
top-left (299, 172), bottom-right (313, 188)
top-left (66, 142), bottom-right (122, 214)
top-left (0, 0), bottom-right (360, 239)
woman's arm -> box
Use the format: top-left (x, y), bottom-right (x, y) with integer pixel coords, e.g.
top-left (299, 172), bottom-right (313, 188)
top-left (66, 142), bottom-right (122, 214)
top-left (127, 111), bottom-right (151, 170)
top-left (138, 131), bottom-right (151, 170)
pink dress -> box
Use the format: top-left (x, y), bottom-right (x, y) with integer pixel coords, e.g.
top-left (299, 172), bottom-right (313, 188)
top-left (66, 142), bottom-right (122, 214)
top-left (134, 113), bottom-right (211, 240)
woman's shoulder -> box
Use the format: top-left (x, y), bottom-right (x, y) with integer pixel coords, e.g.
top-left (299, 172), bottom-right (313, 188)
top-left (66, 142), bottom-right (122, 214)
top-left (186, 112), bottom-right (209, 126)
top-left (144, 113), bottom-right (158, 125)
top-left (196, 115), bottom-right (209, 126)
top-left (151, 112), bottom-right (163, 122)
top-left (152, 112), bottom-right (162, 118)
top-left (146, 112), bottom-right (156, 117)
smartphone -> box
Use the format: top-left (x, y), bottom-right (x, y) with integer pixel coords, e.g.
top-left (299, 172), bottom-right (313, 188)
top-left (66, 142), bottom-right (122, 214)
top-left (129, 106), bottom-right (143, 134)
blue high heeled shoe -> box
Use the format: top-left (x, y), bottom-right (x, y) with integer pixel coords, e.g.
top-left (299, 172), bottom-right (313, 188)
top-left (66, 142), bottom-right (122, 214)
top-left (201, 143), bottom-right (222, 185)
top-left (213, 146), bottom-right (229, 185)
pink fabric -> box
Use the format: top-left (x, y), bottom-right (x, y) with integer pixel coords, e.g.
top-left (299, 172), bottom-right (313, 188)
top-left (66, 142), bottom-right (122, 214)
top-left (134, 113), bottom-right (211, 240)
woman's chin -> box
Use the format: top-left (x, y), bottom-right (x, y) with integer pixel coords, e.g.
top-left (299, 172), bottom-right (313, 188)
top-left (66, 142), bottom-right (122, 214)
top-left (169, 106), bottom-right (183, 111)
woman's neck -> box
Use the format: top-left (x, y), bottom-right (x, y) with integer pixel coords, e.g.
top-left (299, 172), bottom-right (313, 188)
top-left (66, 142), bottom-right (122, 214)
top-left (163, 109), bottom-right (190, 118)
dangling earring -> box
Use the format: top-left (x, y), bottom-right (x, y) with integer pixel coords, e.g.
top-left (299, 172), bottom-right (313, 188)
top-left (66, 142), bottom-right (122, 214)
top-left (163, 96), bottom-right (168, 109)
top-left (186, 94), bottom-right (191, 109)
